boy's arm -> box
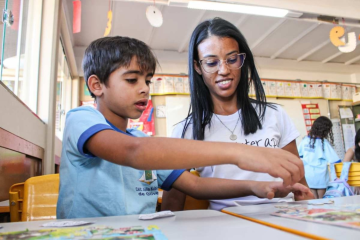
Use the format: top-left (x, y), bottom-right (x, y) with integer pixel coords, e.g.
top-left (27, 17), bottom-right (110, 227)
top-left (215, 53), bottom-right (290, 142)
top-left (171, 171), bottom-right (314, 200)
top-left (86, 130), bottom-right (304, 187)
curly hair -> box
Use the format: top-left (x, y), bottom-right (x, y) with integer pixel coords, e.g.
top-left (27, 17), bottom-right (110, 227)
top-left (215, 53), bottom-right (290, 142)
top-left (308, 116), bottom-right (334, 151)
top-left (354, 129), bottom-right (360, 161)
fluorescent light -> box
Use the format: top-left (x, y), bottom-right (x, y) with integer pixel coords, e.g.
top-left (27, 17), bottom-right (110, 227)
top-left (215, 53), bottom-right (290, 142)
top-left (188, 1), bottom-right (289, 18)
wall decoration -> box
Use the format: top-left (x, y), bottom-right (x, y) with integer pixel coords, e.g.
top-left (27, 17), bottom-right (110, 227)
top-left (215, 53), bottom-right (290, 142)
top-left (73, 0), bottom-right (81, 33)
top-left (104, 10), bottom-right (113, 36)
top-left (150, 75), bottom-right (357, 101)
top-left (164, 77), bottom-right (174, 93)
top-left (323, 83), bottom-right (342, 100)
top-left (174, 77), bottom-right (184, 93)
top-left (329, 26), bottom-right (357, 53)
top-left (153, 77), bottom-right (164, 94)
top-left (342, 85), bottom-right (356, 101)
top-left (276, 81), bottom-right (285, 97)
top-left (301, 104), bottom-right (320, 133)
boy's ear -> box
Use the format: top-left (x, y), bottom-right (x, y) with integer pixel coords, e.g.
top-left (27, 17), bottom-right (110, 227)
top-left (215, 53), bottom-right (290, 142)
top-left (194, 60), bottom-right (202, 75)
top-left (87, 75), bottom-right (103, 97)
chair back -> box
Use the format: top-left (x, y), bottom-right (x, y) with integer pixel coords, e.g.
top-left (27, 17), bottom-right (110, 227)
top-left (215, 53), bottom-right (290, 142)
top-left (9, 182), bottom-right (24, 222)
top-left (334, 162), bottom-right (360, 186)
top-left (21, 174), bottom-right (59, 221)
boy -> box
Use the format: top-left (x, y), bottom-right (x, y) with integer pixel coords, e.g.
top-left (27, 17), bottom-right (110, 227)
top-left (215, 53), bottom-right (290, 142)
top-left (57, 36), bottom-right (311, 219)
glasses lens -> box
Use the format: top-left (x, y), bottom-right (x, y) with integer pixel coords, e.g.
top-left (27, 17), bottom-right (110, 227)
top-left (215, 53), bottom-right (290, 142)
top-left (202, 58), bottom-right (220, 73)
top-left (226, 54), bottom-right (245, 69)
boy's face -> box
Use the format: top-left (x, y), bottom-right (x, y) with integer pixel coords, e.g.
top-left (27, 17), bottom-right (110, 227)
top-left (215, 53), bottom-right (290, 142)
top-left (100, 56), bottom-right (153, 120)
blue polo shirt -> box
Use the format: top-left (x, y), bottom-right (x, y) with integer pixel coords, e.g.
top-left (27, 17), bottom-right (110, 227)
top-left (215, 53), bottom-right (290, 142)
top-left (298, 136), bottom-right (341, 189)
top-left (57, 106), bottom-right (185, 219)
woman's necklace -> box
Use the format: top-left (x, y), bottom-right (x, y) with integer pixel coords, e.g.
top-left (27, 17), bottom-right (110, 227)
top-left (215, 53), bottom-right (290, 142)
top-left (214, 113), bottom-right (240, 141)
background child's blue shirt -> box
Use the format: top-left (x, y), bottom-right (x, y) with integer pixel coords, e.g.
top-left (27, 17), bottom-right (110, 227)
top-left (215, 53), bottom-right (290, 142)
top-left (298, 136), bottom-right (341, 188)
top-left (57, 106), bottom-right (185, 219)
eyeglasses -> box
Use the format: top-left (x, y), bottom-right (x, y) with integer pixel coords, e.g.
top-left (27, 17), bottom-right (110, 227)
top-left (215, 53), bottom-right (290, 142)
top-left (199, 53), bottom-right (246, 74)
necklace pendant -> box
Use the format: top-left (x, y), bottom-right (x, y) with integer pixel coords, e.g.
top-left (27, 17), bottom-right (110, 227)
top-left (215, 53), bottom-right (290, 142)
top-left (230, 134), bottom-right (237, 141)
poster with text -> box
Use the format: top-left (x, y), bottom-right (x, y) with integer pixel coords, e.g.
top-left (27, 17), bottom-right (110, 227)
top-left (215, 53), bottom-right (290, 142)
top-left (301, 104), bottom-right (320, 133)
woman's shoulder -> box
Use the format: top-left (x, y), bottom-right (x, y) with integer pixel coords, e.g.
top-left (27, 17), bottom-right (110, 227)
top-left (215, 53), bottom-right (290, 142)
top-left (171, 118), bottom-right (193, 138)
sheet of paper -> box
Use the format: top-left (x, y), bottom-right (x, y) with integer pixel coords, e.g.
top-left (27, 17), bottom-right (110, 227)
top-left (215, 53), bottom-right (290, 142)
top-left (174, 77), bottom-right (184, 93)
top-left (342, 124), bottom-right (356, 151)
top-left (276, 82), bottom-right (285, 97)
top-left (183, 77), bottom-right (190, 93)
top-left (331, 119), bottom-right (346, 160)
top-left (267, 81), bottom-right (277, 96)
top-left (139, 211), bottom-right (175, 220)
top-left (323, 84), bottom-right (331, 99)
top-left (41, 221), bottom-right (93, 227)
top-left (339, 108), bottom-right (354, 119)
top-left (164, 77), bottom-right (174, 93)
top-left (153, 77), bottom-right (164, 94)
top-left (292, 83), bottom-right (301, 97)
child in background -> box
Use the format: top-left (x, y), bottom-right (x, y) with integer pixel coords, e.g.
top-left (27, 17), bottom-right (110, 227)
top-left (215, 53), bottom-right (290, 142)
top-left (298, 116), bottom-right (341, 199)
top-left (57, 36), bottom-right (310, 219)
top-left (343, 128), bottom-right (360, 195)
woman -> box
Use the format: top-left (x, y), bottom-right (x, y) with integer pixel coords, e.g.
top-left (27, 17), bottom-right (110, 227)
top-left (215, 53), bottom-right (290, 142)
top-left (298, 116), bottom-right (341, 199)
top-left (343, 128), bottom-right (360, 195)
top-left (343, 128), bottom-right (360, 163)
top-left (163, 17), bottom-right (311, 211)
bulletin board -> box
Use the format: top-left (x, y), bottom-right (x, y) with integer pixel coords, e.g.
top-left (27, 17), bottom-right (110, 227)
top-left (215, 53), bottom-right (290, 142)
top-left (152, 75), bottom-right (357, 102)
top-left (301, 103), bottom-right (321, 133)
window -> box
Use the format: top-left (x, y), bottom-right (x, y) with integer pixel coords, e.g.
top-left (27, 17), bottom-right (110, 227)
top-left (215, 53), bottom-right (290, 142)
top-left (0, 0), bottom-right (42, 113)
top-left (55, 40), bottom-right (72, 140)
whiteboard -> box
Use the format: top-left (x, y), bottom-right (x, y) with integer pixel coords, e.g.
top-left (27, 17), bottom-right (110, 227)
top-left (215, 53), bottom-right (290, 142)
top-left (165, 96), bottom-right (330, 146)
top-left (165, 96), bottom-right (191, 137)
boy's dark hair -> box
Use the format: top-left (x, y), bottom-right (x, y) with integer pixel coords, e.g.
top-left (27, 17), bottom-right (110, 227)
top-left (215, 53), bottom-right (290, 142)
top-left (308, 116), bottom-right (334, 151)
top-left (82, 36), bottom-right (157, 98)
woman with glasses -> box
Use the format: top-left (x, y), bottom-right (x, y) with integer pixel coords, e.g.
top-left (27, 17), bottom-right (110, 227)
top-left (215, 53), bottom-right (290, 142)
top-left (163, 17), bottom-right (311, 211)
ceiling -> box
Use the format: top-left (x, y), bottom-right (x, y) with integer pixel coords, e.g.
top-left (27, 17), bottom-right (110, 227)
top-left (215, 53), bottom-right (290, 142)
top-left (65, 0), bottom-right (360, 76)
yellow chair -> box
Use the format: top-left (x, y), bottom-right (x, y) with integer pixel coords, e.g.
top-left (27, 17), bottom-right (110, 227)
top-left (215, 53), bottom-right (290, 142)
top-left (183, 170), bottom-right (209, 210)
top-left (22, 174), bottom-right (59, 221)
top-left (157, 170), bottom-right (209, 210)
top-left (9, 174), bottom-right (60, 222)
top-left (334, 162), bottom-right (360, 186)
top-left (9, 182), bottom-right (25, 222)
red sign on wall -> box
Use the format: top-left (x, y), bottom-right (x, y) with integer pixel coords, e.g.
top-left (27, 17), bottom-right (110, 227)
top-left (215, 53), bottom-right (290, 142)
top-left (301, 104), bottom-right (321, 133)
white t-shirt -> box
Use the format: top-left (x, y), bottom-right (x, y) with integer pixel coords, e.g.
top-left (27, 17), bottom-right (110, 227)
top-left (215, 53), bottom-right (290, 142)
top-left (171, 104), bottom-right (300, 210)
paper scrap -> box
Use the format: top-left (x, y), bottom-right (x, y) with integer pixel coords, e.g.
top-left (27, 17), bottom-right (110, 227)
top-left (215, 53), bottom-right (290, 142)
top-left (139, 211), bottom-right (175, 220)
top-left (41, 221), bottom-right (92, 227)
top-left (308, 200), bottom-right (334, 205)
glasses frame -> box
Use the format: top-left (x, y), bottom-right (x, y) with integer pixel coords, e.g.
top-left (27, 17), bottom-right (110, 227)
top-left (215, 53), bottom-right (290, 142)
top-left (199, 53), bottom-right (246, 74)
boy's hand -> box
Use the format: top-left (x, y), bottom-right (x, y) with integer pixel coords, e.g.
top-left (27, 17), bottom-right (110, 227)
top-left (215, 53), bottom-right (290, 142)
top-left (238, 146), bottom-right (304, 187)
top-left (252, 182), bottom-right (314, 200)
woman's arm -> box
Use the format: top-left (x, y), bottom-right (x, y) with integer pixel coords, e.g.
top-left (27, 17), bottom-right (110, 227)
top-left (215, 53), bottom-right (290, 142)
top-left (161, 188), bottom-right (186, 211)
top-left (343, 147), bottom-right (354, 162)
top-left (282, 140), bottom-right (309, 188)
top-left (172, 171), bottom-right (313, 200)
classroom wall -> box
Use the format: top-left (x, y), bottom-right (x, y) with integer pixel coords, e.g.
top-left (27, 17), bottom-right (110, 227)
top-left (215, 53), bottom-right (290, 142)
top-left (0, 83), bottom-right (46, 148)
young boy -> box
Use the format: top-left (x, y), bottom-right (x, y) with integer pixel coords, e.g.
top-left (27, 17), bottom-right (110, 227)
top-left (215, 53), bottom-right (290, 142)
top-left (57, 36), bottom-right (312, 219)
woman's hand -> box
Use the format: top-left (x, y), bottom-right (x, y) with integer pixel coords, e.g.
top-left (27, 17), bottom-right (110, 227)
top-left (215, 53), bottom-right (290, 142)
top-left (238, 145), bottom-right (305, 187)
top-left (251, 181), bottom-right (313, 200)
